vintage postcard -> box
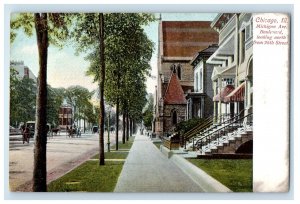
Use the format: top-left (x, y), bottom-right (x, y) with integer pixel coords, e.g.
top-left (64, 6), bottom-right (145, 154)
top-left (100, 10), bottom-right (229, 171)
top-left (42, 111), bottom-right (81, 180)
top-left (5, 9), bottom-right (290, 198)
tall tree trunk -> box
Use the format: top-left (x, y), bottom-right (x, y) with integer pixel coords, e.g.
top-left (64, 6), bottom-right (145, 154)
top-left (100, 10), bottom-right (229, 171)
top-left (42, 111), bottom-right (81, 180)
top-left (129, 117), bottom-right (131, 137)
top-left (98, 13), bottom-right (105, 166)
top-left (122, 110), bottom-right (126, 144)
top-left (33, 13), bottom-right (48, 192)
top-left (115, 98), bottom-right (119, 150)
top-left (130, 118), bottom-right (132, 136)
top-left (133, 120), bottom-right (136, 134)
top-left (84, 118), bottom-right (86, 133)
top-left (126, 111), bottom-right (129, 141)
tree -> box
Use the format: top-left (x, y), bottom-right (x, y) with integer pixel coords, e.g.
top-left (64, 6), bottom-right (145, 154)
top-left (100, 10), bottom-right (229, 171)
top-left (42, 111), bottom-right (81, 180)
top-left (11, 13), bottom-right (72, 191)
top-left (86, 13), bottom-right (155, 147)
top-left (143, 93), bottom-right (154, 130)
top-left (10, 67), bottom-right (36, 126)
top-left (64, 85), bottom-right (94, 128)
top-left (70, 13), bottom-right (106, 165)
top-left (98, 13), bottom-right (106, 165)
top-left (47, 86), bottom-right (64, 127)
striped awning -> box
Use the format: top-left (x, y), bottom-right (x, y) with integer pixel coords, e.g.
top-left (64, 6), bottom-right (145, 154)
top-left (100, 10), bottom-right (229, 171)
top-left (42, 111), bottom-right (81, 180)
top-left (224, 82), bottom-right (246, 102)
top-left (213, 85), bottom-right (235, 102)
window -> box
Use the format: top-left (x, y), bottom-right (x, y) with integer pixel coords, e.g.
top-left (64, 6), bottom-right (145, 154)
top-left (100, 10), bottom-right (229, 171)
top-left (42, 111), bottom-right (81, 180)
top-left (24, 67), bottom-right (29, 78)
top-left (177, 65), bottom-right (181, 80)
top-left (222, 78), bottom-right (234, 87)
top-left (241, 29), bottom-right (246, 63)
top-left (199, 70), bottom-right (203, 90)
top-left (172, 111), bottom-right (177, 125)
top-left (195, 73), bottom-right (199, 92)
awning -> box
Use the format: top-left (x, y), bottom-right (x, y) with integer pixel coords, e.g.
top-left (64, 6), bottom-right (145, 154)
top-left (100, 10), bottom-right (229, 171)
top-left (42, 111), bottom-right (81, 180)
top-left (224, 82), bottom-right (246, 102)
top-left (213, 85), bottom-right (235, 102)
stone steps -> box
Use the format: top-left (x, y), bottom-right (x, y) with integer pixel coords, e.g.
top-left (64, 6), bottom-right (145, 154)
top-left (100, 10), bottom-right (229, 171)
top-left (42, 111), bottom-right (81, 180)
top-left (189, 129), bottom-right (253, 155)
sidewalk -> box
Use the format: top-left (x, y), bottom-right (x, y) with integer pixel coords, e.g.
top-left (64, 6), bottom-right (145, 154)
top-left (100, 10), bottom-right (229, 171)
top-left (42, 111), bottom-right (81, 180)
top-left (114, 133), bottom-right (205, 192)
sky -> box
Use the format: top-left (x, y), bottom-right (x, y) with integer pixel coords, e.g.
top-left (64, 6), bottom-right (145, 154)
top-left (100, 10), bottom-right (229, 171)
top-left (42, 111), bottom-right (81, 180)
top-left (10, 13), bottom-right (218, 95)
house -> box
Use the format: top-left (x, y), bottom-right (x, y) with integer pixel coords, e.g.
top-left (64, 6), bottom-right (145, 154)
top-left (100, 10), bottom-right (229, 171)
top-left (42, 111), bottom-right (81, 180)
top-left (186, 44), bottom-right (218, 119)
top-left (207, 13), bottom-right (253, 123)
top-left (181, 13), bottom-right (253, 156)
top-left (153, 21), bottom-right (218, 137)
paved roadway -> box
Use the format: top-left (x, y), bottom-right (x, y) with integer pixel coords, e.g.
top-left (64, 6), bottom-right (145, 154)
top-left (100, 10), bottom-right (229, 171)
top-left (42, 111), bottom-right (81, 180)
top-left (9, 131), bottom-right (116, 192)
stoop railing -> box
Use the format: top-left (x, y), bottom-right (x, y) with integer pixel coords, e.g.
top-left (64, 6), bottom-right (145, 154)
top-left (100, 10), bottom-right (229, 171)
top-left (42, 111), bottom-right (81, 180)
top-left (195, 112), bottom-right (253, 152)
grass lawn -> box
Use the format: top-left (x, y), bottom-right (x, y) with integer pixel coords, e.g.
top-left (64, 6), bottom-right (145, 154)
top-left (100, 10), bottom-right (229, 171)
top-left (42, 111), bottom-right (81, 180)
top-left (153, 142), bottom-right (162, 150)
top-left (48, 136), bottom-right (135, 192)
top-left (187, 159), bottom-right (253, 192)
top-left (92, 151), bottom-right (129, 160)
top-left (111, 136), bottom-right (135, 150)
top-left (48, 160), bottom-right (124, 192)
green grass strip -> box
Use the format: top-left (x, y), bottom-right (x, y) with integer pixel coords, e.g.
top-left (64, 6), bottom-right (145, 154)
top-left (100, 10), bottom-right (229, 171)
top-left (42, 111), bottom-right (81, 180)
top-left (48, 160), bottom-right (124, 192)
top-left (187, 159), bottom-right (253, 192)
top-left (48, 136), bottom-right (135, 192)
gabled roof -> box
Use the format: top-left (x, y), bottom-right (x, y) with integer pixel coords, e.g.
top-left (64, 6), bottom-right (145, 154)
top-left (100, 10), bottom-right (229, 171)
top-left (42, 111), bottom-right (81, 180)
top-left (191, 44), bottom-right (219, 66)
top-left (164, 72), bottom-right (187, 105)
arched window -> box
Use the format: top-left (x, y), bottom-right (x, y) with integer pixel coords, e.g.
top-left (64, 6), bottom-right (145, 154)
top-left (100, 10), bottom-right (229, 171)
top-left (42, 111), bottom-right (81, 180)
top-left (172, 110), bottom-right (177, 125)
top-left (177, 65), bottom-right (181, 80)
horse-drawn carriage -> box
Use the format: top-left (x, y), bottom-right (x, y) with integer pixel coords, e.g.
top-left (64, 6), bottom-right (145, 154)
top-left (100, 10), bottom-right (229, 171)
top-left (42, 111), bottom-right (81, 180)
top-left (66, 126), bottom-right (81, 138)
top-left (21, 121), bottom-right (55, 143)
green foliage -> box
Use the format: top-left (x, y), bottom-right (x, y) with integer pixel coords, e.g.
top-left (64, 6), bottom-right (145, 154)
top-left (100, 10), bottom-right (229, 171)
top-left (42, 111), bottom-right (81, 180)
top-left (10, 67), bottom-right (36, 126)
top-left (64, 86), bottom-right (95, 126)
top-left (143, 93), bottom-right (154, 129)
top-left (175, 117), bottom-right (206, 134)
top-left (11, 13), bottom-right (73, 47)
top-left (9, 67), bottom-right (66, 128)
top-left (47, 86), bottom-right (64, 127)
top-left (10, 13), bottom-right (35, 43)
top-left (77, 13), bottom-right (155, 124)
top-left (187, 159), bottom-right (253, 192)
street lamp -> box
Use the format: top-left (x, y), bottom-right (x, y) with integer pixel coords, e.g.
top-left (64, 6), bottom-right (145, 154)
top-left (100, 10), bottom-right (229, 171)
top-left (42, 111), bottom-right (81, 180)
top-left (107, 105), bottom-right (111, 152)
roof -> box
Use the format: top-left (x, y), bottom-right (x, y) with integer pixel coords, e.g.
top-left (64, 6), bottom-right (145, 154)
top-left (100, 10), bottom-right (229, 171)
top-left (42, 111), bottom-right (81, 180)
top-left (161, 21), bottom-right (219, 58)
top-left (164, 72), bottom-right (187, 105)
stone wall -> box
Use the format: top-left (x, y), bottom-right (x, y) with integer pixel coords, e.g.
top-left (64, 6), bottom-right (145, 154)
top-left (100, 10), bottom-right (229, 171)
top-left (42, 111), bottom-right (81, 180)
top-left (163, 104), bottom-right (186, 133)
top-left (160, 61), bottom-right (194, 83)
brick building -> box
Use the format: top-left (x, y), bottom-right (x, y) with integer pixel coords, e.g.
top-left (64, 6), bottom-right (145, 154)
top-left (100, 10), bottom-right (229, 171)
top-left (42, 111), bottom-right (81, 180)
top-left (59, 104), bottom-right (73, 130)
top-left (153, 21), bottom-right (218, 137)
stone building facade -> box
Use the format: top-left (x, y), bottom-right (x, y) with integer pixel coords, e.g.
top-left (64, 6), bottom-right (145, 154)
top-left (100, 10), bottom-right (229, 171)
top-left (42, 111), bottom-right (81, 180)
top-left (153, 20), bottom-right (218, 137)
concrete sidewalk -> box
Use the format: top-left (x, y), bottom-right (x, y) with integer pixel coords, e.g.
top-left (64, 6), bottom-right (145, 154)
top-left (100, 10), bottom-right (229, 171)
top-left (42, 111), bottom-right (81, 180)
top-left (114, 134), bottom-right (205, 192)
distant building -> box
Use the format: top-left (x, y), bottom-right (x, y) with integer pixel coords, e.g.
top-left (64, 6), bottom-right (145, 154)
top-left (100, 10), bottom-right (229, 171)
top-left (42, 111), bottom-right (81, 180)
top-left (153, 21), bottom-right (218, 137)
top-left (59, 104), bottom-right (73, 130)
top-left (10, 60), bottom-right (37, 82)
top-left (186, 44), bottom-right (218, 119)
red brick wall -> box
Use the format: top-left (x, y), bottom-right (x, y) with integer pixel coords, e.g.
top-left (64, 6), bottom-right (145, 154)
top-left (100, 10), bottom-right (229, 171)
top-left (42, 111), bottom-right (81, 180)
top-left (162, 21), bottom-right (218, 57)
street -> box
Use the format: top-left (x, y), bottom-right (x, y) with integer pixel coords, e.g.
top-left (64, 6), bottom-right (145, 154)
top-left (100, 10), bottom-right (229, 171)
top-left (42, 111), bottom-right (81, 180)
top-left (9, 131), bottom-right (116, 192)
